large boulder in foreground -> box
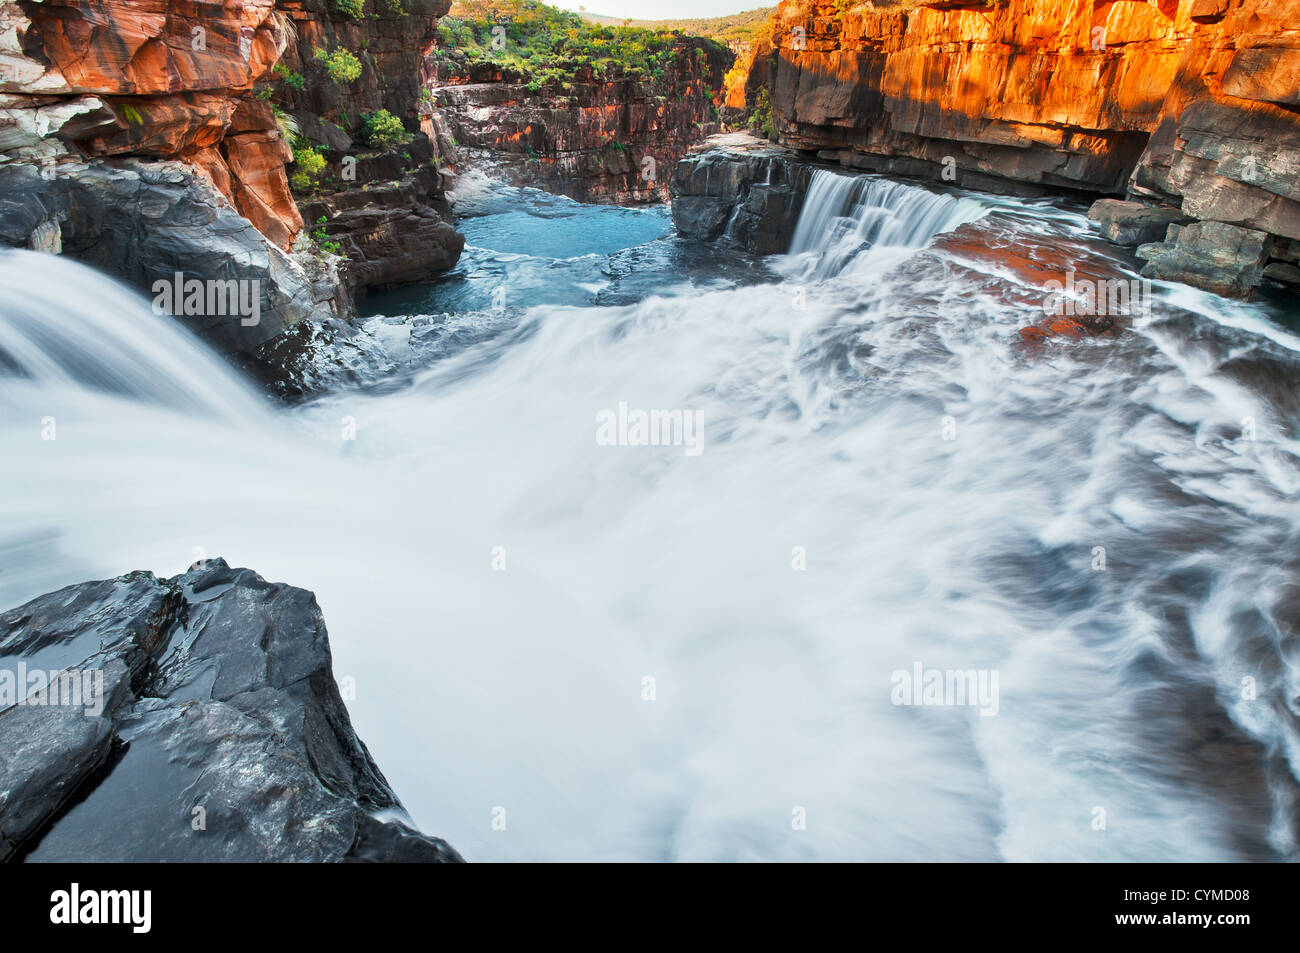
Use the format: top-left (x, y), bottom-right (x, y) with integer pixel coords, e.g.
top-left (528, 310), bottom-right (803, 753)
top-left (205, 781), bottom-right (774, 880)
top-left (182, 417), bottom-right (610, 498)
top-left (0, 560), bottom-right (460, 863)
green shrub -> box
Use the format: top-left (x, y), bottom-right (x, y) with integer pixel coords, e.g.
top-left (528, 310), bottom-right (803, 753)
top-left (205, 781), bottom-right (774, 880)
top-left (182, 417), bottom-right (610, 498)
top-left (751, 87), bottom-right (775, 138)
top-left (314, 46), bottom-right (363, 84)
top-left (312, 216), bottom-right (343, 257)
top-left (273, 62), bottom-right (306, 90)
top-left (362, 108), bottom-right (407, 148)
top-left (290, 139), bottom-right (327, 192)
top-left (331, 0), bottom-right (365, 19)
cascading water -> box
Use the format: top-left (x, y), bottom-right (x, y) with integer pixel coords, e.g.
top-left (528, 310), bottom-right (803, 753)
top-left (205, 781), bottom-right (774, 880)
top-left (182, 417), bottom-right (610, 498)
top-left (784, 168), bottom-right (988, 281)
top-left (2, 169), bottom-right (1298, 862)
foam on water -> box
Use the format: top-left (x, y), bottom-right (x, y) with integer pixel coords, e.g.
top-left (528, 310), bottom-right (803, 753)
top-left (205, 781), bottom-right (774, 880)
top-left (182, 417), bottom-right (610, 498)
top-left (2, 171), bottom-right (1297, 861)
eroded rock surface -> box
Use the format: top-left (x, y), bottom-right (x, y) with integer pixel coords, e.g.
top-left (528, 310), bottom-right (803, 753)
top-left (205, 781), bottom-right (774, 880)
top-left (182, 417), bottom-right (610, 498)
top-left (0, 560), bottom-right (461, 863)
top-left (271, 0), bottom-right (465, 298)
top-left (671, 132), bottom-right (810, 253)
top-left (732, 0), bottom-right (1300, 297)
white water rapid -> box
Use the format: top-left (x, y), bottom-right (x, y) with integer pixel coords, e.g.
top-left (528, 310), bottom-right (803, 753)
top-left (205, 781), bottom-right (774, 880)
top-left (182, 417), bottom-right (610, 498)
top-left (2, 170), bottom-right (1298, 862)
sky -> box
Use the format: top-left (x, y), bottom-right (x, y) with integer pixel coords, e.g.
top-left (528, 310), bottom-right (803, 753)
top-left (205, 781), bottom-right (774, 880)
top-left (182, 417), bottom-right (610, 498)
top-left (550, 0), bottom-right (769, 20)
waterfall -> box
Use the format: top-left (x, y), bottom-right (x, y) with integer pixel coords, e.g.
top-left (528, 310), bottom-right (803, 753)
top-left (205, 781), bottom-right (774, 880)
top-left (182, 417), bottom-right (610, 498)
top-left (785, 169), bottom-right (987, 280)
top-left (0, 249), bottom-right (267, 425)
top-left (1, 180), bottom-right (1298, 861)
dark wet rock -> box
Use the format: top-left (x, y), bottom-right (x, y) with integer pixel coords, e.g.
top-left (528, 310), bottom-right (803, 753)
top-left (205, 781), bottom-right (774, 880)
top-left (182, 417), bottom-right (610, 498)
top-left (301, 162), bottom-right (464, 297)
top-left (1264, 261), bottom-right (1300, 285)
top-left (0, 159), bottom-right (338, 356)
top-left (671, 133), bottom-right (811, 254)
top-left (1088, 199), bottom-right (1190, 246)
top-left (0, 560), bottom-right (460, 863)
top-left (1137, 221), bottom-right (1274, 299)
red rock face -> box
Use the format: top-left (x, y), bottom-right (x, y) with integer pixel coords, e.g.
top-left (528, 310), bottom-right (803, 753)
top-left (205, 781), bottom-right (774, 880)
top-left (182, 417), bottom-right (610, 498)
top-left (739, 0), bottom-right (1300, 289)
top-left (25, 0), bottom-right (282, 95)
top-left (10, 0), bottom-right (301, 246)
top-left (427, 41), bottom-right (732, 205)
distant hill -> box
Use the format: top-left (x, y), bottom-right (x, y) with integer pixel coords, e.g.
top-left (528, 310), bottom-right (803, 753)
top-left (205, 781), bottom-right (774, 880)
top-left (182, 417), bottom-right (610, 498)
top-left (576, 7), bottom-right (775, 45)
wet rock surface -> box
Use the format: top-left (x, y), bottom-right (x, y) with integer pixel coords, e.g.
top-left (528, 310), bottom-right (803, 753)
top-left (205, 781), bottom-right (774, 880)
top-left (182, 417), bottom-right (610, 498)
top-left (671, 133), bottom-right (811, 254)
top-left (0, 1), bottom-right (465, 358)
top-left (0, 158), bottom-right (337, 356)
top-left (1088, 199), bottom-right (1190, 247)
top-left (0, 560), bottom-right (461, 863)
top-left (1137, 220), bottom-right (1275, 299)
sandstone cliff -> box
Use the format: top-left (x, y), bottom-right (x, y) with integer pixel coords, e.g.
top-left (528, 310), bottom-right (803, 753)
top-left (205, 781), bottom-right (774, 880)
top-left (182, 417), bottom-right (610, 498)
top-left (1, 0), bottom-right (302, 246)
top-left (734, 0), bottom-right (1300, 296)
top-left (0, 1), bottom-right (338, 355)
top-left (426, 35), bottom-right (732, 204)
top-left (0, 0), bottom-right (465, 359)
top-left (271, 0), bottom-right (464, 296)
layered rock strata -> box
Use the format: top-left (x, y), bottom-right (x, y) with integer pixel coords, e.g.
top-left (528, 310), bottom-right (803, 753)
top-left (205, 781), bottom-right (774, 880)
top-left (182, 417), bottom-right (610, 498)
top-left (0, 1), bottom-right (467, 355)
top-left (671, 131), bottom-right (810, 252)
top-left (427, 39), bottom-right (733, 204)
top-left (0, 0), bottom-right (332, 354)
top-left (733, 0), bottom-right (1300, 297)
top-left (270, 0), bottom-right (464, 297)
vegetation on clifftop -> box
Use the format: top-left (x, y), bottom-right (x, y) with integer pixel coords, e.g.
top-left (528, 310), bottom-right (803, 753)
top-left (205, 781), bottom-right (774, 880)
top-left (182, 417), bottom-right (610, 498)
top-left (577, 6), bottom-right (776, 45)
top-left (435, 0), bottom-right (730, 88)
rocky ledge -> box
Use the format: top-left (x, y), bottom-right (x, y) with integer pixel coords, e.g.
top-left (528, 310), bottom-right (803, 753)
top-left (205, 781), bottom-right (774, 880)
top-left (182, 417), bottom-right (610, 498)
top-left (732, 0), bottom-right (1300, 299)
top-left (671, 132), bottom-right (811, 254)
top-left (0, 0), bottom-right (465, 361)
top-left (0, 560), bottom-right (460, 863)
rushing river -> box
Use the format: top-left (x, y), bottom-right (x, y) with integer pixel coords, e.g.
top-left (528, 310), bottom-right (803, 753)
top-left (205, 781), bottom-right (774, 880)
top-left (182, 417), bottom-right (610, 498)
top-left (2, 168), bottom-right (1299, 861)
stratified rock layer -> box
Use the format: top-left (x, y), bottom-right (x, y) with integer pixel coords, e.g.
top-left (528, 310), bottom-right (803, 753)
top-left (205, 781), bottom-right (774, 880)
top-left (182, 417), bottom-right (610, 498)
top-left (0, 560), bottom-right (461, 863)
top-left (271, 0), bottom-right (465, 296)
top-left (0, 0), bottom-right (338, 355)
top-left (671, 132), bottom-right (810, 253)
top-left (0, 1), bottom-right (467, 353)
top-left (2, 0), bottom-right (302, 244)
top-left (427, 39), bottom-right (732, 204)
top-left (737, 0), bottom-right (1300, 297)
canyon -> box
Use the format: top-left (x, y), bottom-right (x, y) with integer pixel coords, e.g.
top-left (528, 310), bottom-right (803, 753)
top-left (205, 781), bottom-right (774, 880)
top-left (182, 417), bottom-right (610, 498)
top-left (728, 0), bottom-right (1300, 298)
top-left (427, 39), bottom-right (731, 204)
top-left (2, 3), bottom-right (1298, 866)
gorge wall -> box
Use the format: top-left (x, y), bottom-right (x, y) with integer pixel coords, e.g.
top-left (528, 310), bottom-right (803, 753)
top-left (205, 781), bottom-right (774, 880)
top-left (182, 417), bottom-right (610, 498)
top-left (733, 0), bottom-right (1300, 296)
top-left (427, 36), bottom-right (732, 204)
top-left (272, 0), bottom-right (463, 295)
top-left (0, 0), bottom-right (464, 359)
top-left (0, 0), bottom-right (332, 355)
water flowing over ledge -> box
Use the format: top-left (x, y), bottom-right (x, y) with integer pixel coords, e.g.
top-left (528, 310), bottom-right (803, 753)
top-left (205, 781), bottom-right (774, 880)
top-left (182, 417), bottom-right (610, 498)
top-left (785, 169), bottom-right (989, 280)
top-left (2, 164), bottom-right (1299, 860)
